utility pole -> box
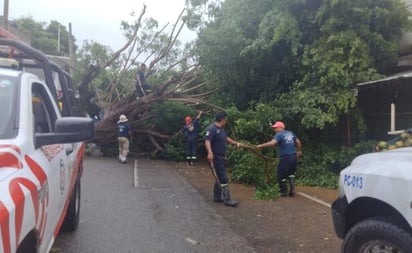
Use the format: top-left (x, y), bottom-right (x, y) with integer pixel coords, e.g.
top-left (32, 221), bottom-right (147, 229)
top-left (68, 23), bottom-right (75, 77)
top-left (57, 24), bottom-right (61, 53)
top-left (3, 0), bottom-right (9, 30)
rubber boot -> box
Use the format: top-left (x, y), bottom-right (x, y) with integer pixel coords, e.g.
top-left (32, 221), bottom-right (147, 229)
top-left (288, 175), bottom-right (295, 197)
top-left (222, 186), bottom-right (239, 207)
top-left (213, 182), bottom-right (223, 202)
top-left (280, 179), bottom-right (288, 197)
top-left (191, 156), bottom-right (197, 165)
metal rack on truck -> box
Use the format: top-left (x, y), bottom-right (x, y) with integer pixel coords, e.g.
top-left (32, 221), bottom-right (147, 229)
top-left (0, 32), bottom-right (78, 116)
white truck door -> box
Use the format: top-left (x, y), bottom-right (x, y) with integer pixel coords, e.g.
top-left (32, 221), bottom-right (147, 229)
top-left (30, 82), bottom-right (72, 248)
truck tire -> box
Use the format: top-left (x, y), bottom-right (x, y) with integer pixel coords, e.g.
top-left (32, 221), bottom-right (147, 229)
top-left (342, 218), bottom-right (412, 253)
top-left (62, 177), bottom-right (81, 232)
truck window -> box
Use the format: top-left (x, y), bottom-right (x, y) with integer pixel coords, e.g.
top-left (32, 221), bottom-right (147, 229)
top-left (0, 76), bottom-right (18, 139)
top-left (32, 84), bottom-right (57, 133)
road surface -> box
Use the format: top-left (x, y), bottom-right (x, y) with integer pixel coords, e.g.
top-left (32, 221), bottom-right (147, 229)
top-left (52, 157), bottom-right (341, 253)
top-left (52, 157), bottom-right (255, 253)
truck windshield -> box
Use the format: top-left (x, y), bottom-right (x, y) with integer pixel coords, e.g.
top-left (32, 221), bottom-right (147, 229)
top-left (0, 75), bottom-right (18, 139)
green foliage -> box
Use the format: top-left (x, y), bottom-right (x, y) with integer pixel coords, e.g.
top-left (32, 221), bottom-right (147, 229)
top-left (193, 0), bottom-right (411, 194)
top-left (224, 104), bottom-right (377, 192)
top-left (296, 140), bottom-right (376, 188)
top-left (164, 133), bottom-right (186, 161)
top-left (196, 0), bottom-right (411, 119)
top-left (16, 16), bottom-right (75, 55)
top-left (229, 150), bottom-right (266, 185)
top-left (255, 184), bottom-right (281, 200)
top-left (195, 0), bottom-right (280, 109)
top-left (151, 102), bottom-right (197, 133)
top-left (156, 102), bottom-right (205, 161)
top-left (225, 104), bottom-right (282, 143)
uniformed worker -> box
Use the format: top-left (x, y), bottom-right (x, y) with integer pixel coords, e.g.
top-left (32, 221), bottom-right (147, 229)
top-left (204, 111), bottom-right (240, 207)
top-left (256, 121), bottom-right (302, 197)
top-left (117, 114), bottom-right (132, 164)
top-left (135, 63), bottom-right (152, 99)
top-left (182, 111), bottom-right (202, 165)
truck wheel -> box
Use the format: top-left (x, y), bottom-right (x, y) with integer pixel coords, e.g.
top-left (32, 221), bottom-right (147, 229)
top-left (62, 177), bottom-right (81, 232)
top-left (342, 218), bottom-right (412, 253)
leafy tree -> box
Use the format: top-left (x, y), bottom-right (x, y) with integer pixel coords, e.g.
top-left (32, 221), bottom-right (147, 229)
top-left (194, 0), bottom-right (281, 109)
top-left (74, 41), bottom-right (117, 118)
top-left (16, 16), bottom-right (75, 55)
top-left (277, 0), bottom-right (411, 129)
top-left (190, 0), bottom-right (411, 191)
top-left (194, 0), bottom-right (411, 130)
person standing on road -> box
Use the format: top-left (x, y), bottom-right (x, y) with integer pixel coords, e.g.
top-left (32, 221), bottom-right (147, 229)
top-left (117, 114), bottom-right (132, 164)
top-left (135, 63), bottom-right (152, 99)
top-left (204, 111), bottom-right (240, 207)
top-left (256, 121), bottom-right (302, 197)
top-left (182, 111), bottom-right (202, 165)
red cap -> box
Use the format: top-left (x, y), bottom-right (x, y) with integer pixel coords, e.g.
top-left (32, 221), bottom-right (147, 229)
top-left (271, 121), bottom-right (285, 129)
top-left (185, 116), bottom-right (192, 124)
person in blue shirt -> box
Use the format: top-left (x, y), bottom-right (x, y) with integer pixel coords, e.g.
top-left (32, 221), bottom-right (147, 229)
top-left (256, 121), bottom-right (302, 197)
top-left (135, 63), bottom-right (152, 99)
top-left (205, 111), bottom-right (240, 207)
top-left (182, 111), bottom-right (202, 165)
top-left (117, 114), bottom-right (132, 164)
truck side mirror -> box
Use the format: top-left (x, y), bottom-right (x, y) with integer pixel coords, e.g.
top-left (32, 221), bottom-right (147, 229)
top-left (35, 117), bottom-right (94, 148)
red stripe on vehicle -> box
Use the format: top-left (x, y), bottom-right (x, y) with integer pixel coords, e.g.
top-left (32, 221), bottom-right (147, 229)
top-left (0, 152), bottom-right (22, 169)
top-left (25, 155), bottom-right (47, 184)
top-left (0, 144), bottom-right (21, 154)
top-left (0, 201), bottom-right (11, 253)
top-left (9, 178), bottom-right (38, 245)
top-left (25, 155), bottom-right (49, 241)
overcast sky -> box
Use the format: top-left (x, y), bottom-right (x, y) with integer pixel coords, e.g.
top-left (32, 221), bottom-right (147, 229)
top-left (3, 0), bottom-right (196, 49)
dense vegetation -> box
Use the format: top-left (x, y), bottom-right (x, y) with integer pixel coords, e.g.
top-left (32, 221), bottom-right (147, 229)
top-left (185, 0), bottom-right (411, 194)
top-left (15, 0), bottom-right (412, 197)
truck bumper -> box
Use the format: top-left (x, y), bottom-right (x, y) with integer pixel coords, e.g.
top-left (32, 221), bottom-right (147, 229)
top-left (331, 195), bottom-right (348, 239)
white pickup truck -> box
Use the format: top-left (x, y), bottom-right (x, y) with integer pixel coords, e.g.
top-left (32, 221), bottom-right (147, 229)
top-left (332, 146), bottom-right (412, 252)
top-left (0, 39), bottom-right (94, 253)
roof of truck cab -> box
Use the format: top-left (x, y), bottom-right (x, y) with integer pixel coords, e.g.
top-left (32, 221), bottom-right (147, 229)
top-left (0, 68), bottom-right (22, 77)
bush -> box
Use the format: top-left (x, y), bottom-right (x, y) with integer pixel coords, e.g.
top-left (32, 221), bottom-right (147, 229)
top-left (296, 140), bottom-right (376, 188)
top-left (225, 104), bottom-right (377, 193)
top-left (152, 102), bottom-right (195, 133)
top-left (255, 184), bottom-right (281, 200)
top-left (164, 133), bottom-right (186, 161)
top-left (229, 150), bottom-right (266, 185)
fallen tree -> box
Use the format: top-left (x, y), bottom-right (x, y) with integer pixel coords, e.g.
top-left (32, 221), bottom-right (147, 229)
top-left (94, 66), bottom-right (222, 157)
top-left (76, 5), bottom-right (222, 156)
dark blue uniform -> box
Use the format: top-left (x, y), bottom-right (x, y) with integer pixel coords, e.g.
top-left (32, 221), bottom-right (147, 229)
top-left (182, 118), bottom-right (200, 164)
top-left (117, 122), bottom-right (131, 138)
top-left (274, 130), bottom-right (298, 196)
top-left (135, 69), bottom-right (152, 97)
top-left (204, 123), bottom-right (229, 185)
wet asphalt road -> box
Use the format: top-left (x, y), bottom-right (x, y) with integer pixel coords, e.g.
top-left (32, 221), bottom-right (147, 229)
top-left (52, 157), bottom-right (255, 253)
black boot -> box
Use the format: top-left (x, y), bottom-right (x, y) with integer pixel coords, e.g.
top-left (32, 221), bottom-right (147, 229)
top-left (222, 186), bottom-right (239, 207)
top-left (280, 179), bottom-right (288, 197)
top-left (213, 182), bottom-right (223, 202)
top-left (288, 175), bottom-right (295, 197)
